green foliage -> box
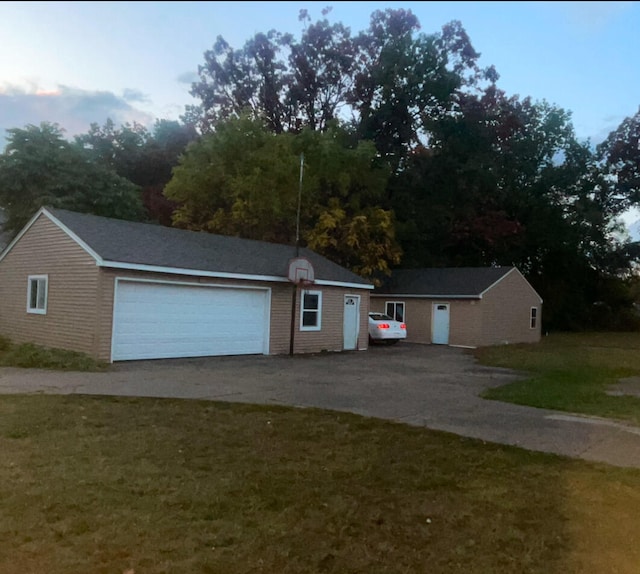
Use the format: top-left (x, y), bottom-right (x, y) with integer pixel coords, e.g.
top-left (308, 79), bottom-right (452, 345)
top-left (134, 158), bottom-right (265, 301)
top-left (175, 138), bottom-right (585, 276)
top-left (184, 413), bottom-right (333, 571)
top-left (75, 118), bottom-right (197, 225)
top-left (165, 116), bottom-right (401, 279)
top-left (0, 123), bottom-right (144, 236)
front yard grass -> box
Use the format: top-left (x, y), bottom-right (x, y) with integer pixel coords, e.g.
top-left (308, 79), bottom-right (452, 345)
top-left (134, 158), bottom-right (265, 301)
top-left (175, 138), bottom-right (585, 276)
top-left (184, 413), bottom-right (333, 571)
top-left (0, 336), bottom-right (107, 371)
top-left (474, 332), bottom-right (640, 425)
top-left (1, 394), bottom-right (640, 573)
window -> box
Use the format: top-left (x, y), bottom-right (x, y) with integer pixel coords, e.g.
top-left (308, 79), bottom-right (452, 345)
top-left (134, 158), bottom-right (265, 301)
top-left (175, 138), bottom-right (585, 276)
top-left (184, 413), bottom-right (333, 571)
top-left (300, 290), bottom-right (322, 331)
top-left (530, 307), bottom-right (538, 329)
top-left (27, 275), bottom-right (48, 314)
top-left (385, 301), bottom-right (405, 323)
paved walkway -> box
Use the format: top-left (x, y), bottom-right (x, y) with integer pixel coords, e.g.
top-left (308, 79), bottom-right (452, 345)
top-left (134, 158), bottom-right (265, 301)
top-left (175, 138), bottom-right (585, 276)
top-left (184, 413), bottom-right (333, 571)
top-left (0, 343), bottom-right (639, 469)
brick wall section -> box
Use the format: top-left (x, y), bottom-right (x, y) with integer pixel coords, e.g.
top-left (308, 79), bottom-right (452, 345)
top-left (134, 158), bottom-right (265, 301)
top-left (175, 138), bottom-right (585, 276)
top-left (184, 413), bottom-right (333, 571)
top-left (0, 215), bottom-right (100, 355)
top-left (478, 268), bottom-right (542, 345)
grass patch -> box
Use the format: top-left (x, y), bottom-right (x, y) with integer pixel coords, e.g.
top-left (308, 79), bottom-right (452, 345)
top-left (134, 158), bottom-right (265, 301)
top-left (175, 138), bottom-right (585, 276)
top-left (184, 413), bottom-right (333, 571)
top-left (0, 394), bottom-right (639, 573)
top-left (474, 332), bottom-right (640, 424)
top-left (0, 336), bottom-right (107, 371)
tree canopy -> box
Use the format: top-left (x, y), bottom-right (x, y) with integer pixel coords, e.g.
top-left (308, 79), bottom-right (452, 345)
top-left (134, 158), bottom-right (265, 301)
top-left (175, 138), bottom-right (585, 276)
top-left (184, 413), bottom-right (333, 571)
top-left (0, 123), bottom-right (144, 236)
top-left (164, 115), bottom-right (401, 279)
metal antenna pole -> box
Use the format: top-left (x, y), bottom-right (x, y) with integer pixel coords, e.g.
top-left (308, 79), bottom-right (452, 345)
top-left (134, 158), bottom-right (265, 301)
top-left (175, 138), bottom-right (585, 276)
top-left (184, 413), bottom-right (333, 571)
top-left (295, 152), bottom-right (304, 256)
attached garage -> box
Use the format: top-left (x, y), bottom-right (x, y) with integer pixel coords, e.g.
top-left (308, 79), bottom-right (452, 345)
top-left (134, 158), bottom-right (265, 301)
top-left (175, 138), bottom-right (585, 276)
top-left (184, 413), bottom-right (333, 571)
top-left (0, 207), bottom-right (373, 362)
top-left (111, 280), bottom-right (270, 361)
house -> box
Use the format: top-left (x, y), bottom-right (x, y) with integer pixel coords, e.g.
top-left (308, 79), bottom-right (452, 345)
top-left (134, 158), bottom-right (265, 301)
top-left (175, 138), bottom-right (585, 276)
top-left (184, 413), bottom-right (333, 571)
top-left (0, 207), bottom-right (373, 362)
top-left (371, 267), bottom-right (542, 348)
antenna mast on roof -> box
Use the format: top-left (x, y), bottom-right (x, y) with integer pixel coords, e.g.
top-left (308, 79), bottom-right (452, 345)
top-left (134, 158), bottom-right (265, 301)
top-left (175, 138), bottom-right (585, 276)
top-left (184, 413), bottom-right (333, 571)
top-left (295, 152), bottom-right (304, 257)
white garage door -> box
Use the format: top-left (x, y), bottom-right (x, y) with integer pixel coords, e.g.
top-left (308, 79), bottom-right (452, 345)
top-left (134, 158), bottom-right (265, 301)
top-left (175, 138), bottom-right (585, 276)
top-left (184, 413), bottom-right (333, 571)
top-left (112, 280), bottom-right (269, 361)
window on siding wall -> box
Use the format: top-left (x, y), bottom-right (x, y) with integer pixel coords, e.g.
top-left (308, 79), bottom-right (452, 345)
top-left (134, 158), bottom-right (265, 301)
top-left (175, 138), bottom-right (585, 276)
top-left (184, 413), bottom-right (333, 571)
top-left (385, 301), bottom-right (405, 322)
top-left (27, 275), bottom-right (48, 314)
top-left (530, 307), bottom-right (538, 329)
top-left (300, 290), bottom-right (322, 331)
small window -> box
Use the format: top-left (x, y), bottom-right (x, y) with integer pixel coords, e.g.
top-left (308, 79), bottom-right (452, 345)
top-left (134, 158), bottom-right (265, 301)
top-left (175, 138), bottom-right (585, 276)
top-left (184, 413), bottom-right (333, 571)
top-left (530, 307), bottom-right (538, 329)
top-left (385, 301), bottom-right (405, 322)
top-left (300, 290), bottom-right (322, 331)
top-left (27, 275), bottom-right (48, 314)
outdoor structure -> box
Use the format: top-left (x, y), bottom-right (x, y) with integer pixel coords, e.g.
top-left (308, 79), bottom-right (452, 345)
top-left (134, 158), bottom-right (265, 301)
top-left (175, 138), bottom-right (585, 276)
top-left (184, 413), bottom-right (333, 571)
top-left (371, 267), bottom-right (542, 348)
top-left (0, 207), bottom-right (372, 362)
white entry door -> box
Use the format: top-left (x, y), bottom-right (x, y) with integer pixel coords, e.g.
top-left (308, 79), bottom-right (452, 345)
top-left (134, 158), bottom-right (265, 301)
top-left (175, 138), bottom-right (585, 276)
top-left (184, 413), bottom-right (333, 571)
top-left (432, 303), bottom-right (450, 345)
top-left (112, 280), bottom-right (269, 361)
top-left (343, 295), bottom-right (360, 350)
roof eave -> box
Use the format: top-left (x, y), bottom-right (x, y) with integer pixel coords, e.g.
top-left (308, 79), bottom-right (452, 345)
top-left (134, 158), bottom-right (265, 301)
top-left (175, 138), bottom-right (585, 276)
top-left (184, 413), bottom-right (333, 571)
top-left (370, 293), bottom-right (481, 299)
top-left (100, 260), bottom-right (374, 289)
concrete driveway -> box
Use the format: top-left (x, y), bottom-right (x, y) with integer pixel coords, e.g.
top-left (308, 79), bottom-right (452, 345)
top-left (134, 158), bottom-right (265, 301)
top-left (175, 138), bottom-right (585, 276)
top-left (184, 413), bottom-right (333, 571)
top-left (0, 343), bottom-right (639, 469)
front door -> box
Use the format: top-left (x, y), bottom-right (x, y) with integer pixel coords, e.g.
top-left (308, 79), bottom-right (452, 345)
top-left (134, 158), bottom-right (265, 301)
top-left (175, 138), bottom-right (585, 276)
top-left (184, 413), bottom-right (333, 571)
top-left (432, 303), bottom-right (450, 345)
top-left (343, 295), bottom-right (360, 350)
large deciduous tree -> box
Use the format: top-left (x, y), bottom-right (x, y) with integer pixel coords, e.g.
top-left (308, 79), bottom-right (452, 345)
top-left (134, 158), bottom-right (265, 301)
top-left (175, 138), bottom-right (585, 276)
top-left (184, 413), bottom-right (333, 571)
top-left (164, 115), bottom-right (401, 280)
top-left (0, 123), bottom-right (143, 236)
top-left (392, 87), bottom-right (640, 329)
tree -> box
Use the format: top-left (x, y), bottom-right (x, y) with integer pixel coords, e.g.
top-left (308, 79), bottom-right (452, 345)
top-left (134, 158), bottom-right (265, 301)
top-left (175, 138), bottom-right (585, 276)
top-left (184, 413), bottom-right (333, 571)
top-left (391, 87), bottom-right (640, 330)
top-left (185, 7), bottom-right (494, 164)
top-left (76, 119), bottom-right (198, 225)
top-left (0, 123), bottom-right (143, 236)
top-left (164, 115), bottom-right (400, 280)
top-left (596, 106), bottom-right (640, 216)
top-left (350, 12), bottom-right (495, 172)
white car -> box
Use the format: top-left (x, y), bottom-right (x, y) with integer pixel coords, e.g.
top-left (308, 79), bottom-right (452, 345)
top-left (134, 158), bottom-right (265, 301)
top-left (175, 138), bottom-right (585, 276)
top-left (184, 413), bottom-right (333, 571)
top-left (368, 312), bottom-right (407, 345)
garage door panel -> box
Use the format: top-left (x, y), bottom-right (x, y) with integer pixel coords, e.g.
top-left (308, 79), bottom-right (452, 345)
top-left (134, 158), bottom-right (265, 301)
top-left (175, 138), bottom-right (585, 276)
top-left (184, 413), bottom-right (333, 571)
top-left (112, 281), bottom-right (268, 361)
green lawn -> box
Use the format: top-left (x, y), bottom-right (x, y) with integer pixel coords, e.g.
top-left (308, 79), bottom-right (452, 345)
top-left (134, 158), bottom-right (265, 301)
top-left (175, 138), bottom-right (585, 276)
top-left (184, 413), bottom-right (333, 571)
top-left (1, 394), bottom-right (640, 573)
top-left (474, 332), bottom-right (640, 425)
top-left (0, 336), bottom-right (107, 371)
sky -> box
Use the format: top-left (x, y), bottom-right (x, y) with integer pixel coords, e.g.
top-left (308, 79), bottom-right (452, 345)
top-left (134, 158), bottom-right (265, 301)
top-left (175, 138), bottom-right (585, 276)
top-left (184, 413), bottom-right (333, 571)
top-left (1, 0), bottom-right (639, 230)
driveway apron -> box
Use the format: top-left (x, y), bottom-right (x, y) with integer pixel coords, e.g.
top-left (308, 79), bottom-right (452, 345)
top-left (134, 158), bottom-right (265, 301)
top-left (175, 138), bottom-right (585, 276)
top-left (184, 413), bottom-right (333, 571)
top-left (0, 343), bottom-right (639, 469)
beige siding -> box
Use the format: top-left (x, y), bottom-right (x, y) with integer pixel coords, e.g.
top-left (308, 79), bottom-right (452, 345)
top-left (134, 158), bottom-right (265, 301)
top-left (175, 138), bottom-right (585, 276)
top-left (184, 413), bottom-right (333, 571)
top-left (291, 286), bottom-right (369, 354)
top-left (370, 269), bottom-right (542, 348)
top-left (478, 268), bottom-right (542, 346)
top-left (98, 270), bottom-right (370, 360)
top-left (0, 215), bottom-right (101, 355)
top-left (371, 298), bottom-right (482, 346)
top-left (371, 298), bottom-right (433, 344)
top-left (448, 300), bottom-right (483, 347)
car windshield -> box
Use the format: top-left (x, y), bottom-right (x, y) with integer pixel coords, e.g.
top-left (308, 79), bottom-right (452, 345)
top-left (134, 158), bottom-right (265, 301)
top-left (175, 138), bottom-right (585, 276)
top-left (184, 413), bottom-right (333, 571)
top-left (369, 313), bottom-right (394, 321)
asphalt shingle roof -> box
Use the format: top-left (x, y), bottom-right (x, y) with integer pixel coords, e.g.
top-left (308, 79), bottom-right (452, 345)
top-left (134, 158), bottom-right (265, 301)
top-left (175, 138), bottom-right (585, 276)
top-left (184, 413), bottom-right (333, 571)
top-left (374, 267), bottom-right (515, 297)
top-left (45, 208), bottom-right (370, 286)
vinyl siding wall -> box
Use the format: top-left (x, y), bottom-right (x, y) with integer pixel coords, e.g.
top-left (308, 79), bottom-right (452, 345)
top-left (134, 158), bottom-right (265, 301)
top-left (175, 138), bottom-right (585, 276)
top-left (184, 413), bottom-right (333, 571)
top-left (98, 270), bottom-right (369, 361)
top-left (370, 269), bottom-right (542, 348)
top-left (291, 286), bottom-right (369, 354)
top-left (479, 269), bottom-right (542, 345)
top-left (0, 215), bottom-right (101, 355)
top-left (370, 298), bottom-right (483, 346)
top-left (0, 215), bottom-right (371, 361)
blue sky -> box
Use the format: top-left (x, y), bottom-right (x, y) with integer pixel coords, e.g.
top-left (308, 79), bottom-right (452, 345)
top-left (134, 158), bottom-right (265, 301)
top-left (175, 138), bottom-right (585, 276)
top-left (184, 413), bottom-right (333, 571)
top-left (1, 1), bottom-right (639, 229)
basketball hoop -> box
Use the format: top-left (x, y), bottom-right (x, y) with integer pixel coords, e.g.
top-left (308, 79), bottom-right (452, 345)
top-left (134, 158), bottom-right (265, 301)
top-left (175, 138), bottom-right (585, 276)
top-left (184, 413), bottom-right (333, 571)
top-left (288, 257), bottom-right (315, 285)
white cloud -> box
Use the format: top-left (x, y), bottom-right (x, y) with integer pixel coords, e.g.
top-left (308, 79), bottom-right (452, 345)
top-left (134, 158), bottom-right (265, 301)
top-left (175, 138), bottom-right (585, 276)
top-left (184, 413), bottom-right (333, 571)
top-left (0, 83), bottom-right (155, 147)
top-left (562, 1), bottom-right (634, 34)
